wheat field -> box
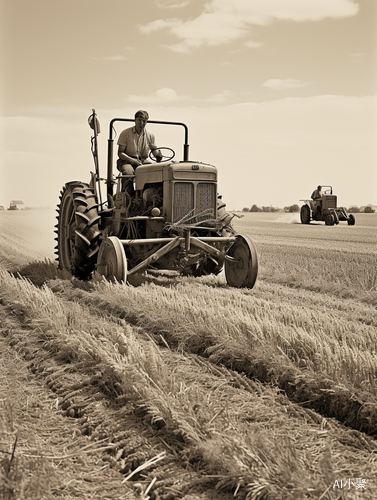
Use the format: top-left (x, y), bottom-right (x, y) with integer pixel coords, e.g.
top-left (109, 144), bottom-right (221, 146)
top-left (0, 209), bottom-right (376, 499)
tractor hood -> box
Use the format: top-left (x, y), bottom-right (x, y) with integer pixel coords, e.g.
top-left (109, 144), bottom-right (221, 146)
top-left (135, 161), bottom-right (217, 190)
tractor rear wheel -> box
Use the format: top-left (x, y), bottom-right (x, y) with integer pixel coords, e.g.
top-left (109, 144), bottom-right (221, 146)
top-left (300, 205), bottom-right (310, 224)
top-left (225, 234), bottom-right (258, 289)
top-left (55, 182), bottom-right (101, 279)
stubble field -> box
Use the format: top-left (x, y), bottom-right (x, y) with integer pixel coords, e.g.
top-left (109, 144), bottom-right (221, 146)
top-left (0, 209), bottom-right (376, 500)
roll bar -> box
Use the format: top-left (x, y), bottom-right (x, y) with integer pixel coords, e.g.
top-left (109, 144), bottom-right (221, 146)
top-left (107, 118), bottom-right (189, 199)
top-left (321, 185), bottom-right (333, 195)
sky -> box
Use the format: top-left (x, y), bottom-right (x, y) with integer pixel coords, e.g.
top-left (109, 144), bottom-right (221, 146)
top-left (0, 0), bottom-right (376, 211)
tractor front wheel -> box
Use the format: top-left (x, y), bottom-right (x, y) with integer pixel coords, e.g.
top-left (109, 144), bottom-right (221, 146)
top-left (300, 205), bottom-right (311, 224)
top-left (96, 236), bottom-right (127, 282)
top-left (325, 213), bottom-right (335, 226)
top-left (55, 182), bottom-right (100, 279)
top-left (225, 234), bottom-right (258, 289)
top-left (347, 214), bottom-right (356, 226)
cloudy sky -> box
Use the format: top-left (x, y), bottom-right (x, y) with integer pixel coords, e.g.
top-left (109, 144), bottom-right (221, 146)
top-left (0, 0), bottom-right (376, 211)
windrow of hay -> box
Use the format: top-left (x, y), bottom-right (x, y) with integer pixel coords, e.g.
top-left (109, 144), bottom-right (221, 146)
top-left (1, 269), bottom-right (376, 498)
top-left (55, 276), bottom-right (377, 436)
top-left (0, 336), bottom-right (137, 500)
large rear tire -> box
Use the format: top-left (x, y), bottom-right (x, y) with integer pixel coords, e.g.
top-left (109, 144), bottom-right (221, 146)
top-left (55, 182), bottom-right (101, 279)
top-left (300, 205), bottom-right (310, 224)
top-left (225, 234), bottom-right (258, 289)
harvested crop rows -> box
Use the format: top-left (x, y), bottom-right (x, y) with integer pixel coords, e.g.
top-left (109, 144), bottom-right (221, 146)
top-left (1, 210), bottom-right (376, 499)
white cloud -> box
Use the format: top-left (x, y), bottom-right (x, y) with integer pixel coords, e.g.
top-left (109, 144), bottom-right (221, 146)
top-left (244, 40), bottom-right (264, 48)
top-left (139, 0), bottom-right (359, 52)
top-left (263, 79), bottom-right (310, 90)
top-left (128, 88), bottom-right (234, 104)
top-left (161, 41), bottom-right (198, 54)
top-left (138, 18), bottom-right (181, 34)
top-left (206, 90), bottom-right (235, 102)
top-left (91, 55), bottom-right (128, 61)
top-left (103, 55), bottom-right (128, 61)
top-left (128, 87), bottom-right (189, 103)
top-left (156, 0), bottom-right (190, 8)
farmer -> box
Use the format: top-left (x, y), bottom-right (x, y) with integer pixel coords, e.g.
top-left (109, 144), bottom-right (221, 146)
top-left (117, 110), bottom-right (163, 195)
top-left (311, 185), bottom-right (322, 214)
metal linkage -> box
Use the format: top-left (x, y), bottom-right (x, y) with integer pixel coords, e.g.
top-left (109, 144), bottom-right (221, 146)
top-left (125, 235), bottom-right (237, 276)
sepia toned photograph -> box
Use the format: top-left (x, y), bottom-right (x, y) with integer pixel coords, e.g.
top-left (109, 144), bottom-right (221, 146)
top-left (0, 1), bottom-right (376, 499)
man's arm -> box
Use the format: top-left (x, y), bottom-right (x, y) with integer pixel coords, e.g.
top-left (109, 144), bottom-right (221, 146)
top-left (147, 132), bottom-right (163, 162)
top-left (117, 145), bottom-right (141, 166)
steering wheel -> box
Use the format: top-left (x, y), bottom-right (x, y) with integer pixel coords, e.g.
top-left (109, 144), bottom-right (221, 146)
top-left (149, 147), bottom-right (175, 163)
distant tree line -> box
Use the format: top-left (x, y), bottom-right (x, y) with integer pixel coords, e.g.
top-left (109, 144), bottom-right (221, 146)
top-left (242, 204), bottom-right (300, 213)
top-left (242, 204), bottom-right (375, 213)
top-left (348, 205), bottom-right (376, 213)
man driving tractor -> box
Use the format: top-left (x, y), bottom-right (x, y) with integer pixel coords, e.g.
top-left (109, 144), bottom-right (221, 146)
top-left (311, 185), bottom-right (322, 214)
top-left (117, 110), bottom-right (163, 194)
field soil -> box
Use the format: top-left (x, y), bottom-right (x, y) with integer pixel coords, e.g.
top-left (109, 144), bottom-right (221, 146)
top-left (1, 209), bottom-right (376, 500)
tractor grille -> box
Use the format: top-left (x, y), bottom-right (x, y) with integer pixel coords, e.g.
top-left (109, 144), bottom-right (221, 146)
top-left (197, 183), bottom-right (216, 216)
top-left (173, 182), bottom-right (217, 223)
top-left (173, 182), bottom-right (194, 222)
top-left (325, 195), bottom-right (337, 209)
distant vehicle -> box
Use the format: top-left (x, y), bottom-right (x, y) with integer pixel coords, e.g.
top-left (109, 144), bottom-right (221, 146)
top-left (8, 200), bottom-right (25, 210)
top-left (0, 205), bottom-right (4, 210)
top-left (300, 186), bottom-right (355, 226)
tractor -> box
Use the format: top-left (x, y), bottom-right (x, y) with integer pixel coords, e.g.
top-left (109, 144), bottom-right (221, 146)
top-left (55, 110), bottom-right (258, 288)
top-left (300, 186), bottom-right (355, 226)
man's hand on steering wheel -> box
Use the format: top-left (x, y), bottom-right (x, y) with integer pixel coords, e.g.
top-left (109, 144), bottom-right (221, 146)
top-left (149, 147), bottom-right (175, 163)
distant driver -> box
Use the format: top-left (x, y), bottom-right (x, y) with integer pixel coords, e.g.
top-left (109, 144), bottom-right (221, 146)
top-left (311, 185), bottom-right (322, 214)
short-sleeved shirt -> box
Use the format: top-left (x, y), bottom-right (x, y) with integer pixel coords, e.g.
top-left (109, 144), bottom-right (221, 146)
top-left (117, 126), bottom-right (157, 162)
top-left (311, 189), bottom-right (322, 200)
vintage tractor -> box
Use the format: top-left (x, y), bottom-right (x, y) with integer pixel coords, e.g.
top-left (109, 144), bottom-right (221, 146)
top-left (300, 186), bottom-right (355, 226)
top-left (55, 110), bottom-right (258, 288)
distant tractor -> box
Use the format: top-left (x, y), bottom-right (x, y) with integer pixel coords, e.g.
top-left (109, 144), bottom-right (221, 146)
top-left (8, 200), bottom-right (25, 210)
top-left (55, 110), bottom-right (258, 288)
top-left (300, 186), bottom-right (355, 226)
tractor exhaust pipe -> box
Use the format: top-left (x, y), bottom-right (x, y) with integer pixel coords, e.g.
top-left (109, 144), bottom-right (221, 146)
top-left (88, 109), bottom-right (103, 206)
